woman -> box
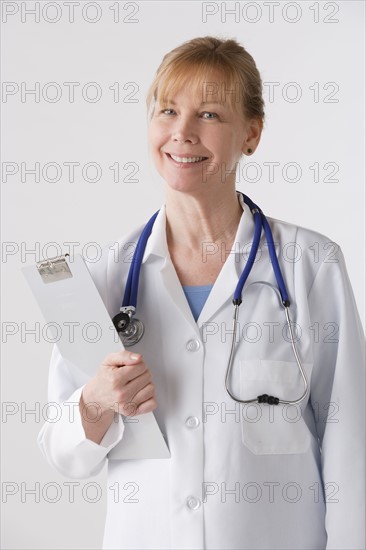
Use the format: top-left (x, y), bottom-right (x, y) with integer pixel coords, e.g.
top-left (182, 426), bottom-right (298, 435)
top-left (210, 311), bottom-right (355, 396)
top-left (38, 36), bottom-right (365, 549)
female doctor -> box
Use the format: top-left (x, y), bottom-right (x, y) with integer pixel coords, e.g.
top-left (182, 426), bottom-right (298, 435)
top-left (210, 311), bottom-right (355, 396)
top-left (38, 36), bottom-right (365, 549)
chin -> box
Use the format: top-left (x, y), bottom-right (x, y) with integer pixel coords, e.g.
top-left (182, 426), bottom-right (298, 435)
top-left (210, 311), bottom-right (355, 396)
top-left (164, 176), bottom-right (207, 195)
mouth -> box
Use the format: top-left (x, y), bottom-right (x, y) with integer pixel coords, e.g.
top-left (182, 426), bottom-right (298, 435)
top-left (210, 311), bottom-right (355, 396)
top-left (165, 153), bottom-right (209, 166)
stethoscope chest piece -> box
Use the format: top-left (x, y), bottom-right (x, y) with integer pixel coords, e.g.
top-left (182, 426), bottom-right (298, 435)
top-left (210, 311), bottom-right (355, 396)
top-left (112, 306), bottom-right (144, 347)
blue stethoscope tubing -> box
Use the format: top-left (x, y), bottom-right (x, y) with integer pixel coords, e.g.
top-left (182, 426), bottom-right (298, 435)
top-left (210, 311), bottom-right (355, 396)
top-left (113, 193), bottom-right (309, 407)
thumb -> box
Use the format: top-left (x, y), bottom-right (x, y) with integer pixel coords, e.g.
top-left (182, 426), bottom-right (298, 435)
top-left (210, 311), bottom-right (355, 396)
top-left (103, 350), bottom-right (143, 368)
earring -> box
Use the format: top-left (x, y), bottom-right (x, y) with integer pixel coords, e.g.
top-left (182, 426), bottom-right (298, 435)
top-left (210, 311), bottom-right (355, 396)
top-left (247, 148), bottom-right (253, 154)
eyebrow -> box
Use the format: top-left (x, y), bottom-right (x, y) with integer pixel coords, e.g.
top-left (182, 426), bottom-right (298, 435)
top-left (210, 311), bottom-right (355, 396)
top-left (161, 99), bottom-right (227, 106)
top-left (201, 100), bottom-right (226, 106)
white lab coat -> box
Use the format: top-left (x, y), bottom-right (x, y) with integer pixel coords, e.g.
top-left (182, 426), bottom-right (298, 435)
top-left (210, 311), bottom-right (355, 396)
top-left (38, 192), bottom-right (365, 550)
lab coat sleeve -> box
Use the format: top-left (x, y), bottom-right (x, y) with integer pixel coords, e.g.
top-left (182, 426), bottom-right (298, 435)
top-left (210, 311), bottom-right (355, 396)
top-left (37, 345), bottom-right (125, 479)
top-left (307, 247), bottom-right (365, 549)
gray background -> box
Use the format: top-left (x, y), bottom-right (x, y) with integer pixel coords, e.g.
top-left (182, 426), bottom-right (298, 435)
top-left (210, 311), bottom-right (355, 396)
top-left (2, 1), bottom-right (365, 548)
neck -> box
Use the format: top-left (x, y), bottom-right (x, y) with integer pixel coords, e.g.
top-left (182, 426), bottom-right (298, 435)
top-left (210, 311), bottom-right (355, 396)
top-left (165, 188), bottom-right (243, 252)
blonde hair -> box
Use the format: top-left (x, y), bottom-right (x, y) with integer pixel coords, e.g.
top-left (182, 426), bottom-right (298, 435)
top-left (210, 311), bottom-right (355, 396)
top-left (146, 36), bottom-right (265, 123)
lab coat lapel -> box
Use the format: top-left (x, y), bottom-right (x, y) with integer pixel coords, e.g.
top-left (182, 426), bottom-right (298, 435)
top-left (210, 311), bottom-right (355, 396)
top-left (196, 196), bottom-right (256, 328)
top-left (159, 257), bottom-right (202, 337)
top-left (142, 204), bottom-right (202, 337)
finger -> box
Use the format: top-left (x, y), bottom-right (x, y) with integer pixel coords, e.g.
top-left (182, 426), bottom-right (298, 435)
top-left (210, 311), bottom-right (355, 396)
top-left (113, 397), bottom-right (157, 417)
top-left (118, 401), bottom-right (140, 416)
top-left (128, 379), bottom-right (154, 405)
top-left (122, 371), bottom-right (152, 400)
top-left (116, 386), bottom-right (155, 417)
top-left (134, 397), bottom-right (157, 415)
top-left (114, 362), bottom-right (148, 385)
top-left (118, 398), bottom-right (156, 416)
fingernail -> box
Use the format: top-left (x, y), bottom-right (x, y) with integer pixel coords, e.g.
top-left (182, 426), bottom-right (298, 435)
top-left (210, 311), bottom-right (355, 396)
top-left (131, 353), bottom-right (140, 360)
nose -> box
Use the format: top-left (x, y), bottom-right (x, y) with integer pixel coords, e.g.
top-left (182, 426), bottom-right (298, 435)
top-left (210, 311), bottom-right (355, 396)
top-left (171, 115), bottom-right (198, 144)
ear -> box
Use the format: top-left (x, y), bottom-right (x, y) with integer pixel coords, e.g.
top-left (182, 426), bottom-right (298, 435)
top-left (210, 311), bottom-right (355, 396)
top-left (241, 118), bottom-right (263, 155)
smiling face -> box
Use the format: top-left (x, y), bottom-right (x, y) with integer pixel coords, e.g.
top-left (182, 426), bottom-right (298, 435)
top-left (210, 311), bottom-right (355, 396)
top-left (148, 70), bottom-right (261, 196)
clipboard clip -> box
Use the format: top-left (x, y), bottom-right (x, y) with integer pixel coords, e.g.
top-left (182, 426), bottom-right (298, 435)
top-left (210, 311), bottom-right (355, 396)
top-left (36, 254), bottom-right (72, 284)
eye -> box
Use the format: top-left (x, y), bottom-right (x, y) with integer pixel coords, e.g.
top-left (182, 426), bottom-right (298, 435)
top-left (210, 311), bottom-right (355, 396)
top-left (161, 108), bottom-right (175, 115)
top-left (201, 111), bottom-right (218, 120)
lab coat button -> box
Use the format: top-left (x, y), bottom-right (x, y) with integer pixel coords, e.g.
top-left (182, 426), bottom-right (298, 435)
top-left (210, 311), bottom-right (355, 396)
top-left (185, 416), bottom-right (200, 429)
top-left (186, 496), bottom-right (201, 510)
top-left (186, 339), bottom-right (200, 352)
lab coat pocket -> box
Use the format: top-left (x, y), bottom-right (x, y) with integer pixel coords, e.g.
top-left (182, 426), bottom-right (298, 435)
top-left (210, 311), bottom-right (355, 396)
top-left (239, 359), bottom-right (311, 455)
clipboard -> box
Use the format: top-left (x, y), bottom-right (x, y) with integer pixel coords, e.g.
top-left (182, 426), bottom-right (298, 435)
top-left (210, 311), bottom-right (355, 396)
top-left (22, 254), bottom-right (170, 460)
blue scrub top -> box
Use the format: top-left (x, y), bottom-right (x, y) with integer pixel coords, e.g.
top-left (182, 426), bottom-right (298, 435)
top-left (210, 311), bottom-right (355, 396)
top-left (182, 284), bottom-right (214, 322)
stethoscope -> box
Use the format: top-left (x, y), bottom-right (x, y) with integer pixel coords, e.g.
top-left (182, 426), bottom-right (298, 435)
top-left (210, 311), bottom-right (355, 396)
top-left (112, 193), bottom-right (309, 406)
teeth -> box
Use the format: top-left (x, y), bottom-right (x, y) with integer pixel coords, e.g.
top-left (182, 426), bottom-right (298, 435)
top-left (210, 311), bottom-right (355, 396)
top-left (170, 154), bottom-right (206, 163)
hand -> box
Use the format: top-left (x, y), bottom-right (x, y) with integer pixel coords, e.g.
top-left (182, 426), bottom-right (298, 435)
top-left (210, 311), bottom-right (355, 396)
top-left (81, 351), bottom-right (157, 417)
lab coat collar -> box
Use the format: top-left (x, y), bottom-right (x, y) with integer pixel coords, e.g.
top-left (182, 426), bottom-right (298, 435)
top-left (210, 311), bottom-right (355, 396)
top-left (141, 191), bottom-right (256, 332)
